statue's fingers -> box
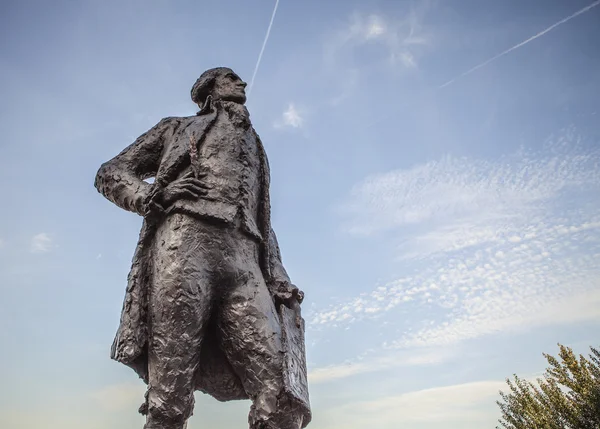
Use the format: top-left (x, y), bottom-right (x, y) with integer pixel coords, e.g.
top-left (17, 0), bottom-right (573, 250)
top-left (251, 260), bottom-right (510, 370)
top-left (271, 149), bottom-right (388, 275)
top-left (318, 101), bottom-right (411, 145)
top-left (189, 184), bottom-right (210, 195)
top-left (180, 178), bottom-right (210, 189)
top-left (176, 189), bottom-right (201, 200)
top-left (182, 171), bottom-right (208, 179)
top-left (177, 176), bottom-right (197, 184)
top-left (179, 183), bottom-right (208, 195)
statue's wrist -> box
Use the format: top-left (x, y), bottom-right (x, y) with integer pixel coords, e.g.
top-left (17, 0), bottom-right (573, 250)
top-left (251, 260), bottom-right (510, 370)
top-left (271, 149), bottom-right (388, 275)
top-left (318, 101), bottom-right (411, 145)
top-left (142, 185), bottom-right (165, 219)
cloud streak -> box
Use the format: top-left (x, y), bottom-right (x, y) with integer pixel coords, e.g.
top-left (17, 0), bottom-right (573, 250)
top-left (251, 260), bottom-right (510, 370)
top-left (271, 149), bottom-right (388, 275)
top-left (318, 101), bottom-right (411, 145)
top-left (247, 0), bottom-right (280, 97)
top-left (339, 132), bottom-right (599, 236)
top-left (315, 130), bottom-right (600, 350)
top-left (309, 347), bottom-right (454, 384)
top-left (439, 0), bottom-right (600, 89)
top-left (319, 380), bottom-right (505, 428)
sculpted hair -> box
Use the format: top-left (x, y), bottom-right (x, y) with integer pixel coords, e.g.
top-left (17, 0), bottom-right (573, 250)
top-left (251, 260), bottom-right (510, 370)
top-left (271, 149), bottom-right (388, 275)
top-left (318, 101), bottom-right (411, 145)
top-left (190, 67), bottom-right (234, 105)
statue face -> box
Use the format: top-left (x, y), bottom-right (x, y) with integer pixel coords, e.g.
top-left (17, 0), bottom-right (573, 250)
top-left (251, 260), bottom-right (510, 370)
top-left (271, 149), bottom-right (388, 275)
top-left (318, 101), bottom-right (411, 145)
top-left (212, 71), bottom-right (247, 104)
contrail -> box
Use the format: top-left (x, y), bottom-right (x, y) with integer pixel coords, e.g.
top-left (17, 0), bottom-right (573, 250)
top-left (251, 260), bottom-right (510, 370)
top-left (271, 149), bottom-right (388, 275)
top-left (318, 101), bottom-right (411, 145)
top-left (247, 0), bottom-right (280, 97)
top-left (439, 0), bottom-right (600, 89)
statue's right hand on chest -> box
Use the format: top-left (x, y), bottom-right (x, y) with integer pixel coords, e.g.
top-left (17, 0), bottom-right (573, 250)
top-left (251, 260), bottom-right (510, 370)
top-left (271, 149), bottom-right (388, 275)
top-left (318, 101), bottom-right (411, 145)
top-left (144, 170), bottom-right (210, 220)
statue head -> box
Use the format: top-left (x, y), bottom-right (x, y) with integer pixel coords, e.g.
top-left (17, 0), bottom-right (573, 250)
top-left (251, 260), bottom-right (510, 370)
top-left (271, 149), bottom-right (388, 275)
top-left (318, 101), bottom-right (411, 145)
top-left (191, 67), bottom-right (247, 107)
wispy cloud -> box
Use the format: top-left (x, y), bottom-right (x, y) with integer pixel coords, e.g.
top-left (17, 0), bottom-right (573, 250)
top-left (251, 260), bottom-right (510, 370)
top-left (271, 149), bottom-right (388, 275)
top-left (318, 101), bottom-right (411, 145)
top-left (353, 381), bottom-right (503, 420)
top-left (248, 0), bottom-right (280, 97)
top-left (274, 103), bottom-right (304, 129)
top-left (320, 380), bottom-right (504, 428)
top-left (320, 6), bottom-right (431, 109)
top-left (325, 7), bottom-right (431, 71)
top-left (339, 131), bottom-right (599, 236)
top-left (414, 295), bottom-right (600, 348)
top-left (439, 1), bottom-right (600, 88)
top-left (31, 232), bottom-right (53, 253)
top-left (314, 130), bottom-right (600, 349)
top-left (312, 212), bottom-right (600, 345)
top-left (309, 347), bottom-right (454, 384)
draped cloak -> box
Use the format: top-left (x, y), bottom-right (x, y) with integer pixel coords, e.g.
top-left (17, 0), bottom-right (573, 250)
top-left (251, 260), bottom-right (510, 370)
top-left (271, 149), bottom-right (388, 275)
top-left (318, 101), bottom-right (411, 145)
top-left (94, 99), bottom-right (310, 426)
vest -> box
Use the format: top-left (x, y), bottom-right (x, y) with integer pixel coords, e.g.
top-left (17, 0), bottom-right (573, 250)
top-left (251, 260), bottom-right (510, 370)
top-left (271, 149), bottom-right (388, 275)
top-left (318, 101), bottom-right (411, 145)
top-left (168, 102), bottom-right (263, 241)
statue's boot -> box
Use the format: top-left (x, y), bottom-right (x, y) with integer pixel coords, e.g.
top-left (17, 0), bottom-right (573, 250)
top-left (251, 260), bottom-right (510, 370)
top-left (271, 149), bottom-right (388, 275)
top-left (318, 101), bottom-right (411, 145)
top-left (143, 421), bottom-right (187, 429)
top-left (249, 412), bottom-right (303, 429)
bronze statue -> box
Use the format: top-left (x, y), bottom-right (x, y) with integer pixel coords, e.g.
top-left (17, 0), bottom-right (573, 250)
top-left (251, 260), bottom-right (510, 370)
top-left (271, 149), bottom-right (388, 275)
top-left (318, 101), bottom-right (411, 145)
top-left (95, 67), bottom-right (310, 429)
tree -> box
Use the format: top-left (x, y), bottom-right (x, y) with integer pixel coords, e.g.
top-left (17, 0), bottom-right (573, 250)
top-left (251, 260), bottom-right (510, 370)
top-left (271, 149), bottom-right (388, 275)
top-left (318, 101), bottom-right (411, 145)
top-left (496, 343), bottom-right (600, 429)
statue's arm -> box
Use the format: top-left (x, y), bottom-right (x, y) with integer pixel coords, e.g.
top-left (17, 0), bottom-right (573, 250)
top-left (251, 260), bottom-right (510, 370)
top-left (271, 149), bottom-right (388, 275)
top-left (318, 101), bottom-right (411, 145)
top-left (94, 118), bottom-right (174, 216)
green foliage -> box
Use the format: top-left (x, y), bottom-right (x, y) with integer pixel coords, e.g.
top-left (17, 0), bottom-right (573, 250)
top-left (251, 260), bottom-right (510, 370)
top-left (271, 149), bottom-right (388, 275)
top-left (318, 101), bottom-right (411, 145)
top-left (496, 344), bottom-right (600, 429)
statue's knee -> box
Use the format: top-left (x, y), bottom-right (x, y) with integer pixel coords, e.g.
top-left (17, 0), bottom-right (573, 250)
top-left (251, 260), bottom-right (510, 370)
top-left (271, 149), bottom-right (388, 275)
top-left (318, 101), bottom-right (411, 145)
top-left (249, 415), bottom-right (303, 429)
top-left (249, 393), bottom-right (304, 429)
top-left (145, 406), bottom-right (188, 429)
top-left (145, 389), bottom-right (193, 429)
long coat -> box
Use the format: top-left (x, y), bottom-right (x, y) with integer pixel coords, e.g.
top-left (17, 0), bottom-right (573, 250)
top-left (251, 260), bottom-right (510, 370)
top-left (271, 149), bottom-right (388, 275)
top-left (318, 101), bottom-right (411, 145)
top-left (94, 101), bottom-right (309, 421)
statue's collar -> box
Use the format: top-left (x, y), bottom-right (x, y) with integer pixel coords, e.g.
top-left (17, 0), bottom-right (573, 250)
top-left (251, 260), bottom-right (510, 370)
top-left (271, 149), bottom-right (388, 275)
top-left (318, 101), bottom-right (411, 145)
top-left (197, 96), bottom-right (250, 127)
top-left (197, 95), bottom-right (215, 116)
top-left (197, 96), bottom-right (248, 117)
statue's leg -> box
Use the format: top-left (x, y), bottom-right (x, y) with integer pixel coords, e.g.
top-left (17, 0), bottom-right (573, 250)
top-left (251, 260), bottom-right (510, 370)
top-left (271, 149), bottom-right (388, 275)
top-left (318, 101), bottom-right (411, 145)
top-left (144, 214), bottom-right (215, 429)
top-left (217, 236), bottom-right (303, 429)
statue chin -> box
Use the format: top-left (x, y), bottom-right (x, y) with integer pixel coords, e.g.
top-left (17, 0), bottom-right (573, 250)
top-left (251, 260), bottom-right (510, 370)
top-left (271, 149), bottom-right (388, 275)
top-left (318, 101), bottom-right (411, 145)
top-left (221, 94), bottom-right (247, 104)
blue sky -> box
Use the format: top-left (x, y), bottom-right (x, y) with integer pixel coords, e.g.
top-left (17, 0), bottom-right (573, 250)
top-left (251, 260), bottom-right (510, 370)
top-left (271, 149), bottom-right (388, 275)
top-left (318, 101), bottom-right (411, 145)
top-left (1, 0), bottom-right (599, 427)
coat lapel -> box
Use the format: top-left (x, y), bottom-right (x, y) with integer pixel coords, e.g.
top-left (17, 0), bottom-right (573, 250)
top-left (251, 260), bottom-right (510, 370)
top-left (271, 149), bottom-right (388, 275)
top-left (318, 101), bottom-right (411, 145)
top-left (155, 107), bottom-right (218, 188)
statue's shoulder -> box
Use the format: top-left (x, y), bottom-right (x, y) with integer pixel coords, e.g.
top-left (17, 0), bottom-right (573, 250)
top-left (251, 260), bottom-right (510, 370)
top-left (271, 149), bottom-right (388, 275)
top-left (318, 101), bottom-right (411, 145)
top-left (152, 115), bottom-right (196, 134)
top-left (156, 116), bottom-right (187, 127)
